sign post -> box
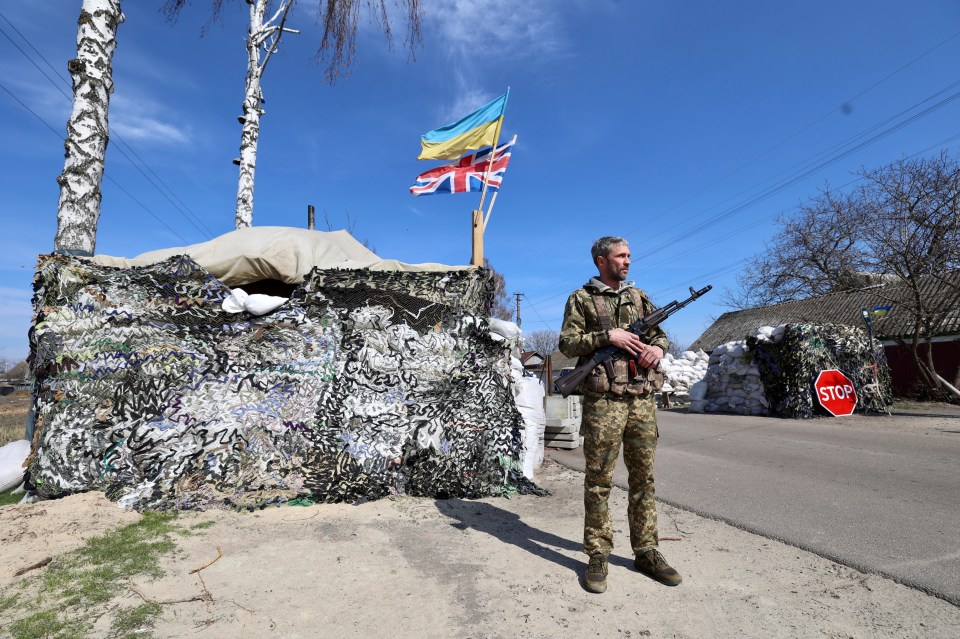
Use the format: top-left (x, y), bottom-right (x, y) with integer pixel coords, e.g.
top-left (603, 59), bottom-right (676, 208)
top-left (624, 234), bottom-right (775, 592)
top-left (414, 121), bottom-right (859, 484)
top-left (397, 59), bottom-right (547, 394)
top-left (814, 369), bottom-right (858, 416)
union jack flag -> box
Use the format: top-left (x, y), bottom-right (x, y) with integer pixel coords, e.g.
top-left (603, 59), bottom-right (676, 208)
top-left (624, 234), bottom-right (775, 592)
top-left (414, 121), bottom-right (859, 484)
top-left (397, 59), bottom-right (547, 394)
top-left (410, 135), bottom-right (516, 196)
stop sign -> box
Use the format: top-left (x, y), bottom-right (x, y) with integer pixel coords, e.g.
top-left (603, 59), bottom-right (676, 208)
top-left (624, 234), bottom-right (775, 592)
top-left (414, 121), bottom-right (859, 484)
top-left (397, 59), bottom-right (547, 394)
top-left (814, 369), bottom-right (858, 416)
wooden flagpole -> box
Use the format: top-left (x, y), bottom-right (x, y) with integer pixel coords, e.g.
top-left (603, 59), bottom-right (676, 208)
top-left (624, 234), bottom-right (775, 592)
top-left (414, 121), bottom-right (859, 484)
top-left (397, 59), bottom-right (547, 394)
top-left (470, 116), bottom-right (503, 267)
top-left (470, 88), bottom-right (509, 267)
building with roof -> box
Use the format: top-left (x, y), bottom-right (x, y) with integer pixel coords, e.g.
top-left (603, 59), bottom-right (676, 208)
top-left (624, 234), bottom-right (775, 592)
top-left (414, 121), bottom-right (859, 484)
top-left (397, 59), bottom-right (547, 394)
top-left (690, 272), bottom-right (960, 396)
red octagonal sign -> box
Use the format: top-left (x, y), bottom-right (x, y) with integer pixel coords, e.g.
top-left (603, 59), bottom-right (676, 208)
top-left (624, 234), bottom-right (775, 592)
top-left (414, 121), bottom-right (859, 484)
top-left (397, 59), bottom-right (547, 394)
top-left (815, 369), bottom-right (858, 416)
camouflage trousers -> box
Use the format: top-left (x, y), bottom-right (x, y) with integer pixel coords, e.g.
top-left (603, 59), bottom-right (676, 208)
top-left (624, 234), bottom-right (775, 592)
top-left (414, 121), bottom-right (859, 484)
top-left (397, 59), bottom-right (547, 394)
top-left (581, 394), bottom-right (659, 557)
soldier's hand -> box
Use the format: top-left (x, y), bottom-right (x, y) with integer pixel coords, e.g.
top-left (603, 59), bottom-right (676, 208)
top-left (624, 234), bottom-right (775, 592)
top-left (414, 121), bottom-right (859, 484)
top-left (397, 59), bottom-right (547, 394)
top-left (636, 344), bottom-right (663, 370)
top-left (608, 328), bottom-right (644, 357)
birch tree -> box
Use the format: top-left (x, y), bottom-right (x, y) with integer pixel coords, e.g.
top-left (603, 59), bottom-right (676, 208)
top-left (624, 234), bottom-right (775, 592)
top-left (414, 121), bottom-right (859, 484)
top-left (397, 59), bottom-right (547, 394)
top-left (54, 0), bottom-right (124, 255)
top-left (525, 330), bottom-right (560, 357)
top-left (164, 0), bottom-right (422, 229)
top-left (231, 0), bottom-right (297, 229)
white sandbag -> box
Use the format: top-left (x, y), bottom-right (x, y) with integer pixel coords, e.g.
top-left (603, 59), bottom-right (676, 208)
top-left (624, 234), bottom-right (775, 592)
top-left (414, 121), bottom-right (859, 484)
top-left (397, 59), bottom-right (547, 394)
top-left (514, 377), bottom-right (546, 479)
top-left (521, 421), bottom-right (544, 479)
top-left (689, 380), bottom-right (708, 401)
top-left (489, 318), bottom-right (520, 340)
top-left (515, 377), bottom-right (545, 411)
top-left (244, 293), bottom-right (287, 316)
top-left (222, 288), bottom-right (288, 315)
top-left (222, 287), bottom-right (248, 313)
top-left (0, 439), bottom-right (30, 492)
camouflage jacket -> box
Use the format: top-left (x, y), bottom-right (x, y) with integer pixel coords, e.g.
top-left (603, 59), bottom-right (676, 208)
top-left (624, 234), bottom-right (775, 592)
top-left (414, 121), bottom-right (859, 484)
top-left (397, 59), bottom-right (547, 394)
top-left (559, 278), bottom-right (669, 359)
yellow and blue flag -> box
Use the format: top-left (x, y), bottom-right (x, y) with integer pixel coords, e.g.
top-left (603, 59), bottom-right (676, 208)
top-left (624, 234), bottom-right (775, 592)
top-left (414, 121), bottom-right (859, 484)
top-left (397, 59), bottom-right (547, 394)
top-left (418, 90), bottom-right (509, 160)
top-left (872, 305), bottom-right (892, 317)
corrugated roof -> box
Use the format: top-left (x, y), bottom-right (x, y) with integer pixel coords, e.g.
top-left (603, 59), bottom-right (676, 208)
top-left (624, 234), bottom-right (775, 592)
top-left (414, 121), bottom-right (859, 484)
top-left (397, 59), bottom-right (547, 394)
top-left (549, 351), bottom-right (578, 370)
top-left (690, 272), bottom-right (960, 352)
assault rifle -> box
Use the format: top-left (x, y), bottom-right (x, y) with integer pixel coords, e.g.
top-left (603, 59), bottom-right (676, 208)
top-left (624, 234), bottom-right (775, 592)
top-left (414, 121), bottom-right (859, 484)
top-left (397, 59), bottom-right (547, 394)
top-left (555, 285), bottom-right (712, 398)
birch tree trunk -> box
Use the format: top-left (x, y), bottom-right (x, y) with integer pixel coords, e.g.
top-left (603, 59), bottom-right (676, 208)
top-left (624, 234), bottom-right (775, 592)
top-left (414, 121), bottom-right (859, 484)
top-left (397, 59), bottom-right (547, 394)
top-left (54, 0), bottom-right (124, 255)
top-left (235, 0), bottom-right (294, 229)
top-left (235, 0), bottom-right (268, 230)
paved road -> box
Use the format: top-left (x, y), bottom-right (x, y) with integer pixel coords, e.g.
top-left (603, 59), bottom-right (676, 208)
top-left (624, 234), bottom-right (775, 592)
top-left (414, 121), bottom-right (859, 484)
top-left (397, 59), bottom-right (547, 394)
top-left (547, 404), bottom-right (960, 605)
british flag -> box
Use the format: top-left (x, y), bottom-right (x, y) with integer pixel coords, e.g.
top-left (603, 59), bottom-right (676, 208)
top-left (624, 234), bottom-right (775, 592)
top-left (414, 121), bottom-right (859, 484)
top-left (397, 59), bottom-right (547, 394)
top-left (410, 135), bottom-right (516, 196)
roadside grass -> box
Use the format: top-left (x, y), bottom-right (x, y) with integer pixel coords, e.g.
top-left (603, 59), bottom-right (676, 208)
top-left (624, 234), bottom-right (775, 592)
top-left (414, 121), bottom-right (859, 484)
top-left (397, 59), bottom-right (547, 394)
top-left (0, 488), bottom-right (22, 506)
top-left (0, 412), bottom-right (26, 447)
top-left (0, 512), bottom-right (183, 639)
top-left (0, 390), bottom-right (30, 447)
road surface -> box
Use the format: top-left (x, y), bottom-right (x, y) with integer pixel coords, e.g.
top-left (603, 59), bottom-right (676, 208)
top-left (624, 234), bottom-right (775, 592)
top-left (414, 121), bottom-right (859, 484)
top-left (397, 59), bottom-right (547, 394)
top-left (547, 403), bottom-right (960, 605)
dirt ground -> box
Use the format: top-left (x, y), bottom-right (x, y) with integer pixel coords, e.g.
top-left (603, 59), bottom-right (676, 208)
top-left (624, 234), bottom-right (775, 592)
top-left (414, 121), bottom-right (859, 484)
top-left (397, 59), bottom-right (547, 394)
top-left (2, 456), bottom-right (959, 638)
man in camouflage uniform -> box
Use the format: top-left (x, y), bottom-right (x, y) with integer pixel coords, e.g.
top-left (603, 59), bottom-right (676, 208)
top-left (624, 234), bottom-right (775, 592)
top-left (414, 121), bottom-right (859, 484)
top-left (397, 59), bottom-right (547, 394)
top-left (559, 236), bottom-right (682, 593)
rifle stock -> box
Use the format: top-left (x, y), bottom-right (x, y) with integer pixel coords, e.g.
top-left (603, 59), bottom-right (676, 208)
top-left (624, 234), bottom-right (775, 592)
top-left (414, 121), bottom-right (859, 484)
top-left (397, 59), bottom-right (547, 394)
top-left (554, 284), bottom-right (712, 398)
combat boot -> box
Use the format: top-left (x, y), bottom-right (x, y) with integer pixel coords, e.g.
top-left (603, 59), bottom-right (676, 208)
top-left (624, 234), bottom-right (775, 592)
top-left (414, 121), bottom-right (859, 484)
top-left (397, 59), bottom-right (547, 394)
top-left (583, 553), bottom-right (608, 593)
top-left (634, 549), bottom-right (682, 586)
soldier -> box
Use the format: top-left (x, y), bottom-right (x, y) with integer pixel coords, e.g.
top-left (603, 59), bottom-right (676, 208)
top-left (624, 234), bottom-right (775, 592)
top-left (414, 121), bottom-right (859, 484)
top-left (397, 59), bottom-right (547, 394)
top-left (559, 236), bottom-right (682, 593)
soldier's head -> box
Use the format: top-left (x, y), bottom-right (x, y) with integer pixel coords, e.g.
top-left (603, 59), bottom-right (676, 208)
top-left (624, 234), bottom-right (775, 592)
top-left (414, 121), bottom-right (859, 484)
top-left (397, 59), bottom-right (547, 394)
top-left (591, 236), bottom-right (630, 284)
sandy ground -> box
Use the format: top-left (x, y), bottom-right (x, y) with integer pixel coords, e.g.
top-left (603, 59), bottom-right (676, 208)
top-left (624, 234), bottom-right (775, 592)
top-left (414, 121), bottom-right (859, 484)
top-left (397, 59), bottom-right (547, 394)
top-left (2, 459), bottom-right (959, 639)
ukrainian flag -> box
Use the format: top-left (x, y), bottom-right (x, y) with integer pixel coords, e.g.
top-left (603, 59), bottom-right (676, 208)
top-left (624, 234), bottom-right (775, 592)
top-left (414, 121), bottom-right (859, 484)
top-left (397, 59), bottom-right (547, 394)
top-left (872, 305), bottom-right (892, 317)
top-left (418, 90), bottom-right (509, 160)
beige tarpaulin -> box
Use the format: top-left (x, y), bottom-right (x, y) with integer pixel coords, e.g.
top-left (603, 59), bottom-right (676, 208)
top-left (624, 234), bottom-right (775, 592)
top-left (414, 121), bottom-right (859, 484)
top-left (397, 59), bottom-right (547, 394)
top-left (88, 226), bottom-right (473, 286)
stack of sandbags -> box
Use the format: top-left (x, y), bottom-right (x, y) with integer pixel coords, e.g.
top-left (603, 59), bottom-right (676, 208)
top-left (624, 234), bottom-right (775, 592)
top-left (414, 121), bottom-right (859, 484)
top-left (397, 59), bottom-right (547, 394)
top-left (748, 323), bottom-right (892, 418)
top-left (695, 339), bottom-right (769, 416)
top-left (493, 319), bottom-right (546, 479)
top-left (660, 350), bottom-right (709, 398)
top-left (489, 318), bottom-right (522, 351)
top-left (514, 377), bottom-right (545, 479)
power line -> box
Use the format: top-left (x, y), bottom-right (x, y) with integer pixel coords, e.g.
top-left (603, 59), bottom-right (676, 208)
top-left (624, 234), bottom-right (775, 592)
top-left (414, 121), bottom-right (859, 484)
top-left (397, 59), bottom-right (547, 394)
top-left (0, 79), bottom-right (62, 138)
top-left (0, 9), bottom-right (215, 240)
top-left (523, 80), bottom-right (960, 311)
top-left (519, 126), bottom-right (960, 329)
top-left (633, 78), bottom-right (960, 264)
top-left (521, 293), bottom-right (551, 328)
top-left (0, 21), bottom-right (71, 101)
top-left (103, 176), bottom-right (192, 244)
top-left (0, 10), bottom-right (71, 86)
top-left (518, 256), bottom-right (752, 330)
top-left (523, 37), bottom-right (960, 309)
top-left (640, 29), bottom-right (960, 226)
top-left (0, 78), bottom-right (191, 246)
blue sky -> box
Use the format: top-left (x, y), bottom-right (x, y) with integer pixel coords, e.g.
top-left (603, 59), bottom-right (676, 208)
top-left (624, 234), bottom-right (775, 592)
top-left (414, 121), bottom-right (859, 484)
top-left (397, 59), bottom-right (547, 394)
top-left (2, 0), bottom-right (959, 363)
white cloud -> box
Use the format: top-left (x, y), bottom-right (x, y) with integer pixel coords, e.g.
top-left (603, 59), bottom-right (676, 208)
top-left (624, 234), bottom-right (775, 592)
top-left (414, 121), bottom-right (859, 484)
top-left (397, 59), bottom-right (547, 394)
top-left (109, 94), bottom-right (191, 146)
top-left (428, 0), bottom-right (566, 60)
top-left (420, 1), bottom-right (569, 126)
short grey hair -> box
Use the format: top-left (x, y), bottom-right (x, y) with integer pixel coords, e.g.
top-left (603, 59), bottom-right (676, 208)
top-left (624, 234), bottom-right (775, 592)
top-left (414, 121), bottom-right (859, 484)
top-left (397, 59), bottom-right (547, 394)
top-left (591, 236), bottom-right (628, 265)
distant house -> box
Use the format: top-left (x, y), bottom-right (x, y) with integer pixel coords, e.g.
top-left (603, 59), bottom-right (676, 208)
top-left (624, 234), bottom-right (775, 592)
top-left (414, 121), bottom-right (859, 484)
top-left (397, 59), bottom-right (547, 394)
top-left (547, 351), bottom-right (578, 395)
top-left (690, 272), bottom-right (960, 396)
top-left (520, 351), bottom-right (546, 373)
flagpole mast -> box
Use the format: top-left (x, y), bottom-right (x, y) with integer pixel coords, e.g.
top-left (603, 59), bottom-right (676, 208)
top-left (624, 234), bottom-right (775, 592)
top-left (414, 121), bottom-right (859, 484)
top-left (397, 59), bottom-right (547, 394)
top-left (471, 117), bottom-right (503, 267)
top-left (471, 87), bottom-right (509, 267)
top-left (476, 116), bottom-right (504, 214)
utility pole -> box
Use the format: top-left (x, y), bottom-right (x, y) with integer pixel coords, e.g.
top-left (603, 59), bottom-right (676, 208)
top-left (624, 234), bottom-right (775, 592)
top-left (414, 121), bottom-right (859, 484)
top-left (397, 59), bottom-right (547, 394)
top-left (514, 292), bottom-right (522, 328)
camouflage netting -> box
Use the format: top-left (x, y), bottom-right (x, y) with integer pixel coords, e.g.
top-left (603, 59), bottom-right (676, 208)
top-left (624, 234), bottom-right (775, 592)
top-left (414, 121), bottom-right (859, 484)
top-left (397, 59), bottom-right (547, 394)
top-left (746, 323), bottom-right (893, 419)
top-left (27, 254), bottom-right (541, 511)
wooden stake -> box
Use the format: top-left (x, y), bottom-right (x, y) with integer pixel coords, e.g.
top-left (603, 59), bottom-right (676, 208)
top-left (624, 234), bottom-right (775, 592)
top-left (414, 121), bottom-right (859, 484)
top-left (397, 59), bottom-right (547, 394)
top-left (471, 209), bottom-right (484, 266)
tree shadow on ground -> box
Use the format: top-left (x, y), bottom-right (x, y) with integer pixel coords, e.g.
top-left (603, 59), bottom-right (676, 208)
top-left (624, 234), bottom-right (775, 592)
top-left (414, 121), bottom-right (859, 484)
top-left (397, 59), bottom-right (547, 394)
top-left (433, 498), bottom-right (635, 576)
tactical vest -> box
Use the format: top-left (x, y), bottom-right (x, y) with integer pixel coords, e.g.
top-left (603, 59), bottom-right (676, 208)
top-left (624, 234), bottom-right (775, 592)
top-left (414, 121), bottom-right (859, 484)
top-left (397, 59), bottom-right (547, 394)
top-left (580, 288), bottom-right (665, 398)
